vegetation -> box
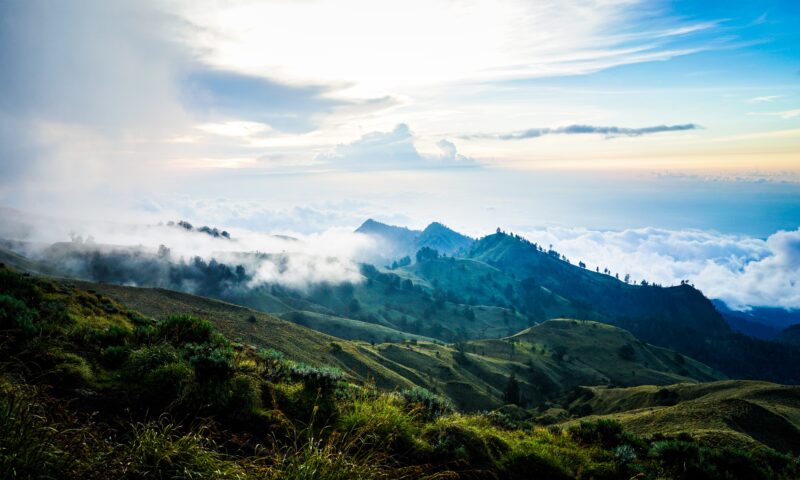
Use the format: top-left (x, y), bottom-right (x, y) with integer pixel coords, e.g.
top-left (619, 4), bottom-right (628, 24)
top-left (1, 265), bottom-right (798, 479)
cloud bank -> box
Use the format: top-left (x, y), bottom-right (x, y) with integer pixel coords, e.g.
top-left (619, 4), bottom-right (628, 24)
top-left (464, 124), bottom-right (699, 141)
top-left (317, 124), bottom-right (474, 170)
top-left (521, 226), bottom-right (800, 310)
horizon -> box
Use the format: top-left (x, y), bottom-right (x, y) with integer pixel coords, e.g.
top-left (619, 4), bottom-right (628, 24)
top-left (1, 0), bottom-right (799, 312)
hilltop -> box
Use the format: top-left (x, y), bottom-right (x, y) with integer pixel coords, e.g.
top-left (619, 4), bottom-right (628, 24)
top-left (356, 219), bottom-right (473, 260)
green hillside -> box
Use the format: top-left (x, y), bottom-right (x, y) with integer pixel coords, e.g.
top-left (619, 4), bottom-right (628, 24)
top-left (560, 381), bottom-right (800, 453)
top-left (2, 264), bottom-right (799, 479)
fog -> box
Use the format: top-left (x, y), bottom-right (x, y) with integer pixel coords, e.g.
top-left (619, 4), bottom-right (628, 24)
top-left (0, 208), bottom-right (379, 295)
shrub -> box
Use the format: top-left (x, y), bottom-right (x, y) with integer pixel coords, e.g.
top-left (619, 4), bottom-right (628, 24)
top-left (287, 363), bottom-right (343, 390)
top-left (124, 344), bottom-right (180, 381)
top-left (224, 375), bottom-right (262, 416)
top-left (338, 393), bottom-right (418, 453)
top-left (0, 385), bottom-right (70, 479)
top-left (568, 419), bottom-right (628, 449)
top-left (183, 343), bottom-right (234, 383)
top-left (101, 345), bottom-right (129, 367)
top-left (51, 352), bottom-right (95, 388)
top-left (0, 267), bottom-right (43, 307)
top-left (119, 422), bottom-right (246, 479)
top-left (0, 293), bottom-right (36, 335)
top-left (399, 387), bottom-right (453, 420)
top-left (156, 315), bottom-right (215, 346)
top-left (142, 361), bottom-right (194, 405)
top-left (270, 435), bottom-right (389, 480)
top-left (614, 444), bottom-right (637, 464)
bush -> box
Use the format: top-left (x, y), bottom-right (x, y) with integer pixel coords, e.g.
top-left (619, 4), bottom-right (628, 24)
top-left (287, 363), bottom-right (343, 390)
top-left (0, 386), bottom-right (70, 479)
top-left (51, 352), bottom-right (95, 388)
top-left (155, 315), bottom-right (215, 346)
top-left (224, 375), bottom-right (262, 416)
top-left (270, 435), bottom-right (389, 480)
top-left (0, 293), bottom-right (36, 335)
top-left (101, 345), bottom-right (130, 367)
top-left (124, 345), bottom-right (180, 381)
top-left (569, 419), bottom-right (629, 449)
top-left (142, 362), bottom-right (194, 405)
top-left (119, 422), bottom-right (246, 479)
top-left (399, 387), bottom-right (453, 420)
top-left (338, 393), bottom-right (418, 453)
top-left (183, 343), bottom-right (234, 383)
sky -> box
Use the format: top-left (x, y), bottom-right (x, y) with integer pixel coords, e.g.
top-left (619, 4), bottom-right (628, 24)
top-left (0, 0), bottom-right (799, 309)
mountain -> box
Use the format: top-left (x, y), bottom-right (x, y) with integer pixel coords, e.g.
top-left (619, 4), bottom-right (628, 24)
top-left (355, 219), bottom-right (473, 260)
top-left (462, 231), bottom-right (800, 384)
top-left (777, 324), bottom-right (800, 346)
top-left (713, 299), bottom-right (783, 340)
top-left (54, 274), bottom-right (722, 410)
top-left (3, 264), bottom-right (796, 479)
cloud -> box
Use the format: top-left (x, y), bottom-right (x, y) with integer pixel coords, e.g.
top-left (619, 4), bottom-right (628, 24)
top-left (182, 70), bottom-right (350, 133)
top-left (520, 226), bottom-right (800, 310)
top-left (0, 206), bottom-right (376, 292)
top-left (746, 95), bottom-right (782, 103)
top-left (748, 109), bottom-right (800, 119)
top-left (463, 124), bottom-right (699, 140)
top-left (317, 124), bottom-right (475, 170)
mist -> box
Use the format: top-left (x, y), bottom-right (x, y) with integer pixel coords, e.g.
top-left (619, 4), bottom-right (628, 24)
top-left (0, 207), bottom-right (382, 297)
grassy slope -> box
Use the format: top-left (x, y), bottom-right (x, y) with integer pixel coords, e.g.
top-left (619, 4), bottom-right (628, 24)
top-left (63, 280), bottom-right (417, 390)
top-left (279, 310), bottom-right (434, 343)
top-left (59, 276), bottom-right (729, 411)
top-left (561, 380), bottom-right (800, 453)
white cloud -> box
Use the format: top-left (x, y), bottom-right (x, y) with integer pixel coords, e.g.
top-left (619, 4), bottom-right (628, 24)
top-left (748, 109), bottom-right (800, 119)
top-left (521, 226), bottom-right (800, 310)
top-left (316, 124), bottom-right (474, 170)
top-left (173, 0), bottom-right (718, 94)
top-left (746, 95), bottom-right (782, 103)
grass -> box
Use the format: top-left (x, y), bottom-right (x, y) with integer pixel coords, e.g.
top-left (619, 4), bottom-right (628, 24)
top-left (2, 265), bottom-right (800, 479)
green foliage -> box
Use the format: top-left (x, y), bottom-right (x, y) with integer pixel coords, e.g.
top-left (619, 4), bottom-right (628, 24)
top-left (118, 422), bottom-right (246, 480)
top-left (569, 419), bottom-right (635, 450)
top-left (338, 393), bottom-right (418, 452)
top-left (183, 343), bottom-right (235, 383)
top-left (143, 362), bottom-right (194, 404)
top-left (124, 344), bottom-right (180, 380)
top-left (224, 374), bottom-right (262, 415)
top-left (0, 385), bottom-right (70, 479)
top-left (156, 314), bottom-right (215, 346)
top-left (399, 387), bottom-right (453, 420)
top-left (0, 294), bottom-right (36, 335)
top-left (287, 363), bottom-right (344, 390)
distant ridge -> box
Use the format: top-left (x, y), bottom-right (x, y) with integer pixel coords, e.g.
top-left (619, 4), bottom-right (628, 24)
top-left (355, 218), bottom-right (473, 259)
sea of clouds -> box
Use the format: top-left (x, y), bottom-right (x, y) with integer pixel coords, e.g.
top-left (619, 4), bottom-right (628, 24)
top-left (521, 226), bottom-right (800, 310)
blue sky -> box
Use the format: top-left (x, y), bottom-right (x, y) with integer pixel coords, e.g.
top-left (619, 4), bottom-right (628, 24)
top-left (1, 0), bottom-right (799, 230)
top-left (0, 0), bottom-right (799, 308)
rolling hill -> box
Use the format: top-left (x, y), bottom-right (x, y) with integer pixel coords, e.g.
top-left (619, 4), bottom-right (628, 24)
top-left (59, 278), bottom-right (722, 411)
top-left (560, 380), bottom-right (800, 453)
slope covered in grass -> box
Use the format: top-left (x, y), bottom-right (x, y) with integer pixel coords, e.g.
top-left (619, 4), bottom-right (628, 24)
top-left (560, 380), bottom-right (800, 453)
top-left (2, 264), bottom-right (798, 479)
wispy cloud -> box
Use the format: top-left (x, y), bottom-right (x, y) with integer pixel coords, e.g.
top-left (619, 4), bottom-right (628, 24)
top-left (746, 95), bottom-right (782, 103)
top-left (748, 109), bottom-right (800, 119)
top-left (463, 124), bottom-right (699, 141)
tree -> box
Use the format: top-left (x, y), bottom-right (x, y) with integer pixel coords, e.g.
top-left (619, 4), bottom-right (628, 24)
top-left (416, 247), bottom-right (440, 263)
top-left (504, 373), bottom-right (521, 405)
